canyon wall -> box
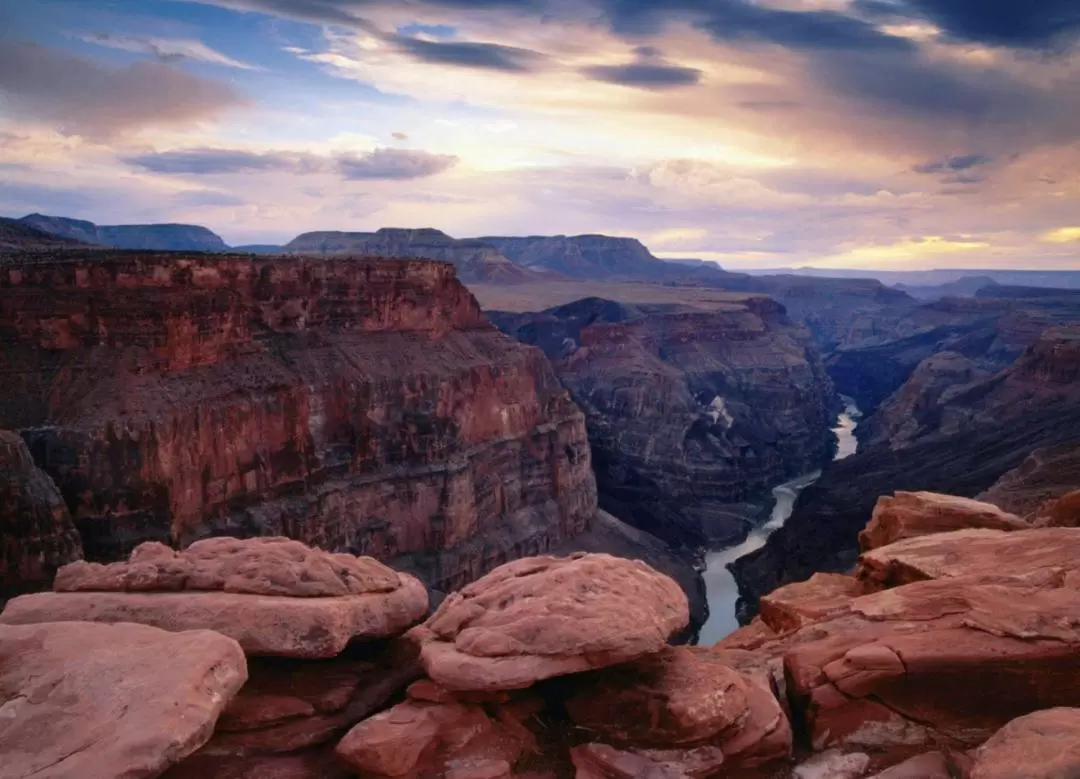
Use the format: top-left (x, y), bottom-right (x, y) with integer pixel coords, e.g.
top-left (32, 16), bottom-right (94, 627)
top-left (0, 251), bottom-right (596, 595)
top-left (492, 295), bottom-right (837, 549)
top-left (733, 326), bottom-right (1080, 619)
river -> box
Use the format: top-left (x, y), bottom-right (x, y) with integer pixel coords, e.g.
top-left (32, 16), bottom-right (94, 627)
top-left (696, 399), bottom-right (861, 644)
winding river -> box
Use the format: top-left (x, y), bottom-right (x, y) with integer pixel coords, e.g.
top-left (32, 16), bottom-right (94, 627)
top-left (696, 399), bottom-right (861, 644)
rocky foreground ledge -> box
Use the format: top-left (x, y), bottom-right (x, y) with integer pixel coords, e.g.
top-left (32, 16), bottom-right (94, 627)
top-left (3, 488), bottom-right (1080, 778)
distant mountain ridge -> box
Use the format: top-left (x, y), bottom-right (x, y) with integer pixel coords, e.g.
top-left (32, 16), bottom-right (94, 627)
top-left (284, 227), bottom-right (538, 283)
top-left (0, 217), bottom-right (88, 251)
top-left (18, 214), bottom-right (228, 252)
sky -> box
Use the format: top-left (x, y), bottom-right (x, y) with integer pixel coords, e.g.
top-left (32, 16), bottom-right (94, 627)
top-left (1, 0), bottom-right (1079, 269)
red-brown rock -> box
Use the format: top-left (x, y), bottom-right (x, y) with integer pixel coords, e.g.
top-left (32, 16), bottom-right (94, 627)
top-left (0, 430), bottom-right (82, 599)
top-left (784, 575), bottom-right (1080, 762)
top-left (0, 537), bottom-right (428, 658)
top-left (1, 253), bottom-right (596, 595)
top-left (758, 573), bottom-right (864, 633)
top-left (161, 746), bottom-right (351, 779)
top-left (858, 491), bottom-right (1026, 553)
top-left (968, 708), bottom-right (1080, 779)
top-left (0, 620), bottom-right (247, 779)
top-left (419, 553), bottom-right (688, 691)
top-left (334, 689), bottom-right (532, 778)
top-left (1033, 489), bottom-right (1080, 528)
top-left (564, 646), bottom-right (791, 768)
top-left (867, 751), bottom-right (951, 778)
top-left (856, 526), bottom-right (1080, 589)
top-left (194, 634), bottom-right (421, 756)
top-left (569, 742), bottom-right (727, 779)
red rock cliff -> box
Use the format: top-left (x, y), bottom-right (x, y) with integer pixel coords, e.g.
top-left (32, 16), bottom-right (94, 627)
top-left (0, 252), bottom-right (596, 592)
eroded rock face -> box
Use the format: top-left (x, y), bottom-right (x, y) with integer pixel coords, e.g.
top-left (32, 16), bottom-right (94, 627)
top-left (758, 573), bottom-right (865, 633)
top-left (1, 538), bottom-right (428, 658)
top-left (969, 708), bottom-right (1080, 779)
top-left (0, 252), bottom-right (596, 595)
top-left (0, 430), bottom-right (82, 599)
top-left (564, 645), bottom-right (792, 769)
top-left (165, 634), bottom-right (422, 776)
top-left (492, 296), bottom-right (836, 548)
top-left (858, 491), bottom-right (1026, 552)
top-left (856, 526), bottom-right (1080, 589)
top-left (419, 553), bottom-right (688, 691)
top-left (0, 620), bottom-right (247, 779)
top-left (335, 682), bottom-right (535, 778)
top-left (734, 326), bottom-right (1080, 619)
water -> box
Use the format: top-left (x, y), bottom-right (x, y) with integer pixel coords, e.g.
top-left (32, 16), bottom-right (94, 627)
top-left (696, 399), bottom-right (861, 644)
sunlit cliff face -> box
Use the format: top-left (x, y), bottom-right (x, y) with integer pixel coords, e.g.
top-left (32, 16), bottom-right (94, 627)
top-left (1, 0), bottom-right (1079, 269)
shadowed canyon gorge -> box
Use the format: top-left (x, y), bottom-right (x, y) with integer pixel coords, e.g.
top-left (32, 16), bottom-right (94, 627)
top-left (3, 221), bottom-right (1080, 778)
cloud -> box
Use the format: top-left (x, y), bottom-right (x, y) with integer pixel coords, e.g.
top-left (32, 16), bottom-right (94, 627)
top-left (581, 46), bottom-right (702, 90)
top-left (392, 131), bottom-right (409, 140)
top-left (689, 2), bottom-right (913, 51)
top-left (125, 148), bottom-right (323, 174)
top-left (913, 153), bottom-right (992, 174)
top-left (0, 41), bottom-right (246, 139)
top-left (858, 0), bottom-right (1080, 48)
top-left (388, 34), bottom-right (546, 71)
top-left (337, 148), bottom-right (458, 179)
top-left (125, 146), bottom-right (459, 180)
top-left (81, 33), bottom-right (259, 70)
top-left (1042, 226), bottom-right (1080, 243)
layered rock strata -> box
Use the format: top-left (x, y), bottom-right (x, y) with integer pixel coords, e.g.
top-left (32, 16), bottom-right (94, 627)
top-left (0, 430), bottom-right (82, 600)
top-left (734, 327), bottom-right (1080, 617)
top-left (0, 252), bottom-right (596, 593)
top-left (492, 296), bottom-right (836, 548)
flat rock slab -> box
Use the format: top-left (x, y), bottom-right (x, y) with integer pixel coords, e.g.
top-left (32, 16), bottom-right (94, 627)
top-left (420, 553), bottom-right (688, 691)
top-left (857, 527), bottom-right (1080, 589)
top-left (0, 620), bottom-right (247, 779)
top-left (970, 708), bottom-right (1080, 779)
top-left (859, 491), bottom-right (1026, 552)
top-left (758, 573), bottom-right (865, 633)
top-left (0, 577), bottom-right (427, 657)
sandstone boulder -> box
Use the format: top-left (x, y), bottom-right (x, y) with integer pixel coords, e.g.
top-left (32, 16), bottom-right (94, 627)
top-left (856, 526), bottom-right (1080, 589)
top-left (784, 575), bottom-right (1080, 761)
top-left (867, 751), bottom-right (951, 779)
top-left (564, 646), bottom-right (791, 768)
top-left (335, 683), bottom-right (535, 778)
top-left (792, 750), bottom-right (870, 779)
top-left (758, 573), bottom-right (864, 633)
top-left (858, 491), bottom-right (1026, 552)
top-left (419, 553), bottom-right (688, 691)
top-left (0, 430), bottom-right (82, 598)
top-left (569, 742), bottom-right (727, 779)
top-left (969, 708), bottom-right (1080, 779)
top-left (1032, 489), bottom-right (1080, 527)
top-left (0, 620), bottom-right (247, 779)
top-left (54, 537), bottom-right (403, 597)
top-left (183, 634), bottom-right (422, 759)
top-left (161, 747), bottom-right (351, 779)
top-left (0, 537), bottom-right (428, 658)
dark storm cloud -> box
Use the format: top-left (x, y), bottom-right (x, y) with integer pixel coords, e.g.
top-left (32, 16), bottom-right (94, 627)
top-left (336, 148), bottom-right (458, 179)
top-left (0, 41), bottom-right (246, 139)
top-left (856, 0), bottom-right (1080, 48)
top-left (126, 147), bottom-right (457, 181)
top-left (581, 47), bottom-right (701, 90)
top-left (912, 153), bottom-right (992, 174)
top-left (389, 35), bottom-right (545, 72)
top-left (691, 3), bottom-right (913, 51)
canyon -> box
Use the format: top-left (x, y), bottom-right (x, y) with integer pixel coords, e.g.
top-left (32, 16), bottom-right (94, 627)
top-left (0, 251), bottom-right (597, 600)
top-left (732, 293), bottom-right (1080, 620)
top-left (489, 295), bottom-right (837, 550)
